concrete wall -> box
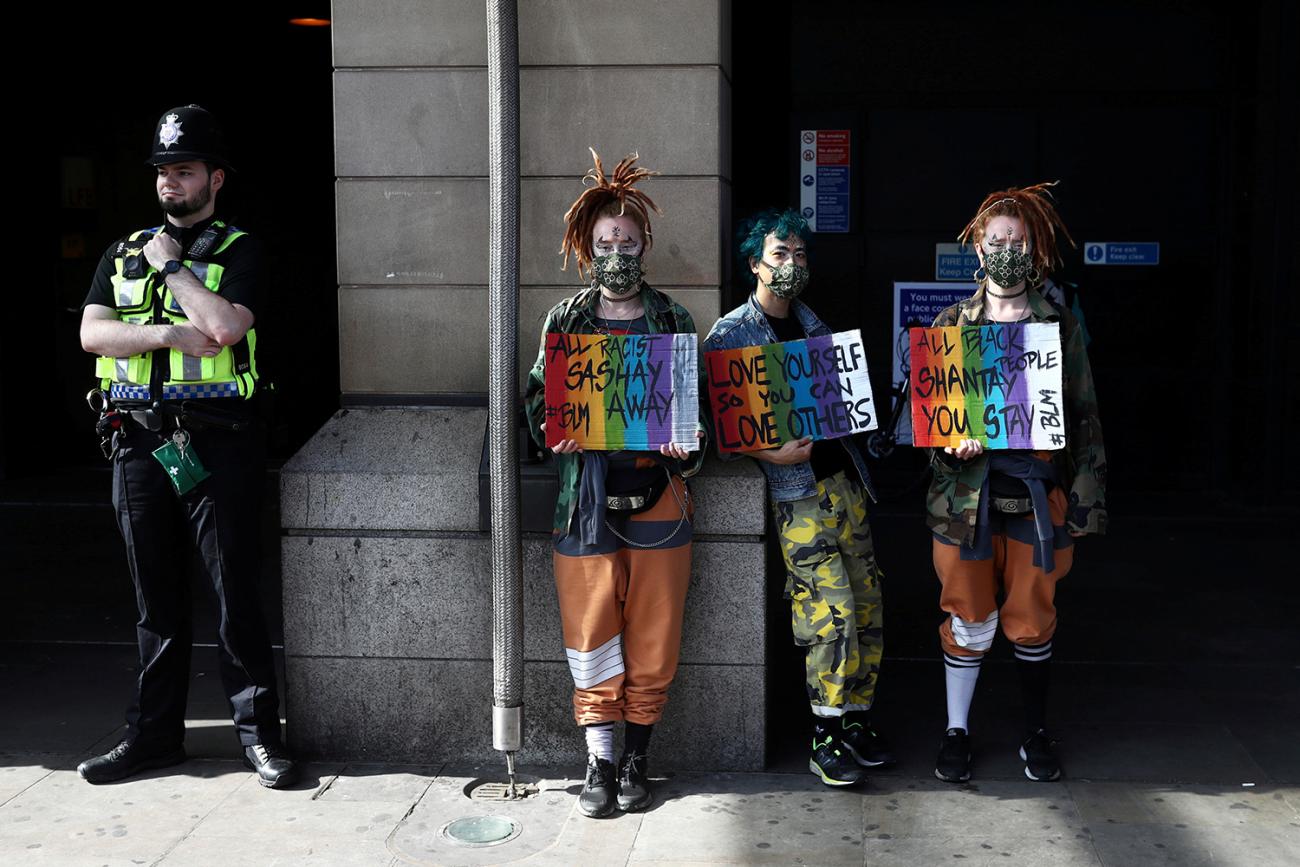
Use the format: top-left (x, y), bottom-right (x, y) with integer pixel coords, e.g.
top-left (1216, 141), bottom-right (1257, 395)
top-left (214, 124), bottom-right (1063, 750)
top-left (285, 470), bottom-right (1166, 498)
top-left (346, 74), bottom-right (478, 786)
top-left (281, 409), bottom-right (766, 769)
top-left (281, 3), bottom-right (756, 769)
top-left (330, 0), bottom-right (731, 396)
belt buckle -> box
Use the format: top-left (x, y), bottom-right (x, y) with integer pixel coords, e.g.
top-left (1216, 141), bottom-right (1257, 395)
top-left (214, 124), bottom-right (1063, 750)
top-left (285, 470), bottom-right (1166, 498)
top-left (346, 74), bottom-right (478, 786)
top-left (996, 498), bottom-right (1022, 514)
top-left (607, 494), bottom-right (646, 510)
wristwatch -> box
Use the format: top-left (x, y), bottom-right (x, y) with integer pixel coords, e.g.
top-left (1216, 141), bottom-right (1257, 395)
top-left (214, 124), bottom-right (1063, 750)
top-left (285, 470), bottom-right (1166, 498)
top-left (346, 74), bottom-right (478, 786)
top-left (163, 259), bottom-right (186, 276)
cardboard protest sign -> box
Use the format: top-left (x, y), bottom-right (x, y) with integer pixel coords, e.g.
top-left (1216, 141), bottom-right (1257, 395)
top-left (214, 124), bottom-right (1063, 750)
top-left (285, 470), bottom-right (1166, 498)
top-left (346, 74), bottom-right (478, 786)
top-left (908, 323), bottom-right (1064, 449)
top-left (705, 330), bottom-right (877, 453)
top-left (543, 332), bottom-right (699, 451)
top-left (891, 281), bottom-right (978, 445)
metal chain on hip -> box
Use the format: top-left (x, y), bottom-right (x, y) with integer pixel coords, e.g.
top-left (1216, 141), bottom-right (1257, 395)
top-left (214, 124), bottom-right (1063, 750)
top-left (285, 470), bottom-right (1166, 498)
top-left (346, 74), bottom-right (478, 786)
top-left (604, 467), bottom-right (690, 548)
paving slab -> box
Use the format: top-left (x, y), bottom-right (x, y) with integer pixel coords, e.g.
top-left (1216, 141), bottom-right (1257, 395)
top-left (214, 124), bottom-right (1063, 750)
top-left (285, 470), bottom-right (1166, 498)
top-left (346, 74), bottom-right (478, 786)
top-left (1060, 722), bottom-right (1269, 783)
top-left (159, 833), bottom-right (400, 866)
top-left (0, 763), bottom-right (55, 805)
top-left (1087, 822), bottom-right (1299, 867)
top-left (388, 766), bottom-right (578, 866)
top-left (859, 833), bottom-right (1103, 866)
top-left (0, 764), bottom-right (249, 866)
top-left (1068, 781), bottom-right (1300, 830)
top-left (317, 763), bottom-right (442, 804)
top-left (187, 761), bottom-right (377, 841)
top-left (1228, 723), bottom-right (1300, 784)
top-left (861, 777), bottom-right (1086, 840)
top-left (629, 772), bottom-right (864, 866)
top-left (521, 805), bottom-right (644, 866)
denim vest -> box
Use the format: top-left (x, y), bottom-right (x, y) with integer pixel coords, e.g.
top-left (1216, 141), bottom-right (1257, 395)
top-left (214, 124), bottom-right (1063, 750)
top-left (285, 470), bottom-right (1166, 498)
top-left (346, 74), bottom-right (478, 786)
top-left (703, 293), bottom-right (877, 504)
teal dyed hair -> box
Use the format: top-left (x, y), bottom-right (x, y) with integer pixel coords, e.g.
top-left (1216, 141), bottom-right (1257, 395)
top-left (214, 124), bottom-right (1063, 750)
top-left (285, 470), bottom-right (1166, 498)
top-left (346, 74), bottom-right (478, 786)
top-left (736, 208), bottom-right (810, 287)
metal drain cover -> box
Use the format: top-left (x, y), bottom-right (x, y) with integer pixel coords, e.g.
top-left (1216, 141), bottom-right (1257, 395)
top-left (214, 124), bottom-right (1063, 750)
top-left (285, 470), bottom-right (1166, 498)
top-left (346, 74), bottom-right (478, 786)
top-left (469, 780), bottom-right (539, 801)
top-left (440, 815), bottom-right (522, 847)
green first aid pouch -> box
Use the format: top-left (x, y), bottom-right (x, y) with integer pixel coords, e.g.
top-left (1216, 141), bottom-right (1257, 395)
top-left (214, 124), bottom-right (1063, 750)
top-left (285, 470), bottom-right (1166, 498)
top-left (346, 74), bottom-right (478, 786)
top-left (152, 429), bottom-right (211, 496)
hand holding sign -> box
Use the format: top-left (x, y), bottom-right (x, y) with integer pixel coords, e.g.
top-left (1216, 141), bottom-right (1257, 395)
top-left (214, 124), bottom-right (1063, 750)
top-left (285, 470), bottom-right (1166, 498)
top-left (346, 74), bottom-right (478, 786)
top-left (944, 438), bottom-right (984, 460)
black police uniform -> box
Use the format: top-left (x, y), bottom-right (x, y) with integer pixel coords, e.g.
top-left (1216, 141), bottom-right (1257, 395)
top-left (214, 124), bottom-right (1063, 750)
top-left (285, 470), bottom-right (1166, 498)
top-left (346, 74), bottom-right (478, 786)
top-left (82, 217), bottom-right (283, 751)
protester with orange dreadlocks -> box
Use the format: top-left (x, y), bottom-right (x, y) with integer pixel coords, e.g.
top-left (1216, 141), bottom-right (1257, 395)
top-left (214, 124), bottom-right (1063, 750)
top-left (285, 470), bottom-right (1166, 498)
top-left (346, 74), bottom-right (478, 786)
top-left (523, 149), bottom-right (706, 818)
top-left (929, 183), bottom-right (1107, 785)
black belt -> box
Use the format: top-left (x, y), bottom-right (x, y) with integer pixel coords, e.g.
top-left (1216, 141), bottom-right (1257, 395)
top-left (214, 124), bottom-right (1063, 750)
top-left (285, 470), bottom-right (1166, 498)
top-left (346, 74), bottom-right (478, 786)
top-left (118, 401), bottom-right (253, 433)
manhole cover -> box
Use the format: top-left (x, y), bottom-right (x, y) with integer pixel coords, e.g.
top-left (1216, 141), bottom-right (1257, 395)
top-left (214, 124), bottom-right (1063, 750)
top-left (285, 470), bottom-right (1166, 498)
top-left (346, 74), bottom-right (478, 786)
top-left (440, 815), bottom-right (522, 847)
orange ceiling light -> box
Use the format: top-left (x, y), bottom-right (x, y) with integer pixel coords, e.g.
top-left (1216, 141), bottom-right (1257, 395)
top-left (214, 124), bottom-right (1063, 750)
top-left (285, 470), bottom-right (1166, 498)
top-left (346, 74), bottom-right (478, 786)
top-left (289, 18), bottom-right (331, 27)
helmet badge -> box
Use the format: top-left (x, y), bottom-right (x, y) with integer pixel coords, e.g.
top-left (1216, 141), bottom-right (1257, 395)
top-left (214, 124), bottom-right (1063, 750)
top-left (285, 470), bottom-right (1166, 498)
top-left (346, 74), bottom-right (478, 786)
top-left (159, 114), bottom-right (185, 150)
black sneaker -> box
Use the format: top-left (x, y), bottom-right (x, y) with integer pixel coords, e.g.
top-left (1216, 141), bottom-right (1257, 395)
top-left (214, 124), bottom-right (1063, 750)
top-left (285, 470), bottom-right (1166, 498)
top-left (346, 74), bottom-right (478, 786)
top-left (934, 727), bottom-right (972, 783)
top-left (1019, 729), bottom-right (1061, 782)
top-left (578, 754), bottom-right (617, 818)
top-left (616, 749), bottom-right (653, 812)
top-left (77, 738), bottom-right (186, 785)
top-left (243, 744), bottom-right (299, 789)
top-left (839, 718), bottom-right (896, 767)
top-left (808, 724), bottom-right (868, 787)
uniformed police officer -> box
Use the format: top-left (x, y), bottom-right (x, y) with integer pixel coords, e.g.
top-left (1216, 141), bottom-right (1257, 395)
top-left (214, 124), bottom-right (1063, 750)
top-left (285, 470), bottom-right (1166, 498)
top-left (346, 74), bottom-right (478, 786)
top-left (77, 105), bottom-right (296, 788)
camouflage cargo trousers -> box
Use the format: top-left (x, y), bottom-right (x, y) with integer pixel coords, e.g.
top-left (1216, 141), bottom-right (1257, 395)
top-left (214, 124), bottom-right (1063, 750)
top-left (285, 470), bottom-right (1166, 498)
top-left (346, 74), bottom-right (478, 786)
top-left (772, 471), bottom-right (884, 717)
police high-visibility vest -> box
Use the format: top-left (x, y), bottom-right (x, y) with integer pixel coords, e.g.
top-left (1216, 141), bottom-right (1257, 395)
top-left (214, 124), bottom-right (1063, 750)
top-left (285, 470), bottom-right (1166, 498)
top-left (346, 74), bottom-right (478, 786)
top-left (94, 222), bottom-right (259, 402)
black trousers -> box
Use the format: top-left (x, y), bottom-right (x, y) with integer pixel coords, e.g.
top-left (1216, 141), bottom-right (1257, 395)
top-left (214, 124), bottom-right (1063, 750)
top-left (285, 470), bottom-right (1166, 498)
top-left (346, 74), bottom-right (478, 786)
top-left (111, 421), bottom-right (281, 747)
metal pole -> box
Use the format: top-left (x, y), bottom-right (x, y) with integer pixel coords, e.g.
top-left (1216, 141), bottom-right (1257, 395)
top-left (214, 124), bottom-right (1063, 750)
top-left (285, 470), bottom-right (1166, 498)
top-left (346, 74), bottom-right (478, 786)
top-left (486, 0), bottom-right (524, 793)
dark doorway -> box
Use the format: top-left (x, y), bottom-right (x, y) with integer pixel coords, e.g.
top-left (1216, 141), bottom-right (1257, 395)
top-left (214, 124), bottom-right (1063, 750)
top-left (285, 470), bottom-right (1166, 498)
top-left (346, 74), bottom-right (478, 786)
top-left (3, 5), bottom-right (337, 659)
top-left (731, 1), bottom-right (1297, 769)
top-left (22, 3), bottom-right (338, 483)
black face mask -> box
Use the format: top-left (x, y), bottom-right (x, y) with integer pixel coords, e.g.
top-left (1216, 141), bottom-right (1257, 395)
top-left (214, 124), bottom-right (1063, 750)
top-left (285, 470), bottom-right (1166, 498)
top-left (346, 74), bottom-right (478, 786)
top-left (590, 253), bottom-right (643, 296)
top-left (761, 260), bottom-right (810, 299)
top-left (983, 247), bottom-right (1032, 287)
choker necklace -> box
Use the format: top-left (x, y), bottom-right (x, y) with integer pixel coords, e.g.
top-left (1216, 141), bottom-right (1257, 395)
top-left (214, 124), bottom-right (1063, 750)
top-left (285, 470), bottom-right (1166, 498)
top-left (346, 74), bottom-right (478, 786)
top-left (986, 285), bottom-right (1027, 299)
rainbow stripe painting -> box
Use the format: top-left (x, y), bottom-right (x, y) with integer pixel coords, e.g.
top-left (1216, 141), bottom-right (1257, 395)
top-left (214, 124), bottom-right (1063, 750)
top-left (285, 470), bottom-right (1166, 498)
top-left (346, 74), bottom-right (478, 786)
top-left (908, 322), bottom-right (1064, 449)
top-left (544, 332), bottom-right (699, 451)
top-left (705, 330), bottom-right (876, 453)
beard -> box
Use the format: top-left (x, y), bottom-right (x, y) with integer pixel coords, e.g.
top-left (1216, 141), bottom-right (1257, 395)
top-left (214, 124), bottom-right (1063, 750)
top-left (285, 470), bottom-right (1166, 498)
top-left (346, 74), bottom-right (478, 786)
top-left (159, 181), bottom-right (212, 218)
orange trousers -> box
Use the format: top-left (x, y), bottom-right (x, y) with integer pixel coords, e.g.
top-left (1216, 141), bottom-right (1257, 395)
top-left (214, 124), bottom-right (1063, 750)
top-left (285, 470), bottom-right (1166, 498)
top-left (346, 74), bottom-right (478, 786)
top-left (553, 475), bottom-right (693, 726)
top-left (935, 487), bottom-right (1074, 659)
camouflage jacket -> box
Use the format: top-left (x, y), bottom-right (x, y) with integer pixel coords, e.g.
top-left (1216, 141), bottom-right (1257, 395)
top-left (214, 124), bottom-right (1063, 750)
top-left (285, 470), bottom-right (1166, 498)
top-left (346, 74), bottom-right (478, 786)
top-left (926, 286), bottom-right (1107, 545)
top-left (523, 283), bottom-right (707, 535)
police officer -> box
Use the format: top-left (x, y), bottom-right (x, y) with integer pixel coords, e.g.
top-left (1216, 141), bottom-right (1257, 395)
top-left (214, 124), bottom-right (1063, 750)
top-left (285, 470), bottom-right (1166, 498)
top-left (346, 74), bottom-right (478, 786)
top-left (77, 105), bottom-right (296, 788)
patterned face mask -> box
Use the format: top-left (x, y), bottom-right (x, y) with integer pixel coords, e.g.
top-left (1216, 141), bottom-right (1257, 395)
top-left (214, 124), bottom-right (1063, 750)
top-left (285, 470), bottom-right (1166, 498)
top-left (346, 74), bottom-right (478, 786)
top-left (761, 260), bottom-right (810, 299)
top-left (982, 247), bottom-right (1033, 287)
top-left (590, 253), bottom-right (643, 296)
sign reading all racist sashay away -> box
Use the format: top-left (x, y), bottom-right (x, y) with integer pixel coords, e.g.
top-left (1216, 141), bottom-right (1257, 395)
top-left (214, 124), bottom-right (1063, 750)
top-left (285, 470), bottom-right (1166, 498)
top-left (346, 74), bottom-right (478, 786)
top-left (544, 332), bottom-right (699, 451)
top-left (706, 330), bottom-right (876, 453)
top-left (908, 323), bottom-right (1064, 449)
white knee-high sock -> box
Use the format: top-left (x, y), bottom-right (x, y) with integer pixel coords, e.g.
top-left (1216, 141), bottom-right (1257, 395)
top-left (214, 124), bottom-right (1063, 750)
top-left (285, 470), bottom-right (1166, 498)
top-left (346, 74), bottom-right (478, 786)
top-left (944, 652), bottom-right (982, 732)
top-left (584, 722), bottom-right (614, 762)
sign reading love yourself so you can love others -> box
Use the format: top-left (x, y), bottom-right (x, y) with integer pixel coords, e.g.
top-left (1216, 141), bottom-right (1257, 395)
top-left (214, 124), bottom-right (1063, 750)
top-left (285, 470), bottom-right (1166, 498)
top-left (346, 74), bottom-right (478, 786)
top-left (706, 330), bottom-right (877, 453)
top-left (908, 322), bottom-right (1065, 449)
top-left (544, 332), bottom-right (700, 451)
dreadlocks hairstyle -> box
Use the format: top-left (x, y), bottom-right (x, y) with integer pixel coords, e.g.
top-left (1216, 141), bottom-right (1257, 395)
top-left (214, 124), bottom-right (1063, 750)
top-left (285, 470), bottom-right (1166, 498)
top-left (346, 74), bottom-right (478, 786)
top-left (560, 148), bottom-right (662, 279)
top-left (958, 181), bottom-right (1076, 283)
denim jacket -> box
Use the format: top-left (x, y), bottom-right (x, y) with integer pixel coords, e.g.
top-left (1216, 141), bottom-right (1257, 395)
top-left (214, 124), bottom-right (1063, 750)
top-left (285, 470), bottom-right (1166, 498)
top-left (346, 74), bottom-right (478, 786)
top-left (703, 292), bottom-right (877, 504)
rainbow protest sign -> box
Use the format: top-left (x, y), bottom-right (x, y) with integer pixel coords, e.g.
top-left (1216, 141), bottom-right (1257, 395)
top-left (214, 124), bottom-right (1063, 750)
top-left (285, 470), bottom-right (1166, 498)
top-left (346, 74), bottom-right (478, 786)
top-left (543, 332), bottom-right (699, 451)
top-left (705, 330), bottom-right (877, 453)
top-left (908, 323), bottom-right (1064, 449)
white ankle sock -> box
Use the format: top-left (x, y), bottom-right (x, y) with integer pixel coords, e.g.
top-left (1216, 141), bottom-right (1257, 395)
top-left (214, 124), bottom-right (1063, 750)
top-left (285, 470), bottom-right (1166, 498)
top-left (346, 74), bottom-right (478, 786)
top-left (584, 723), bottom-right (614, 762)
top-left (944, 652), bottom-right (982, 732)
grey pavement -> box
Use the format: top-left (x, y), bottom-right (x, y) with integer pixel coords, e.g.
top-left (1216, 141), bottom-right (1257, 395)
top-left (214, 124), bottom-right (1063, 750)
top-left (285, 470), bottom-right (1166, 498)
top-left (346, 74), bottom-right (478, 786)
top-left (2, 642), bottom-right (1297, 866)
top-left (3, 476), bottom-right (1299, 864)
top-left (2, 754), bottom-right (1297, 866)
